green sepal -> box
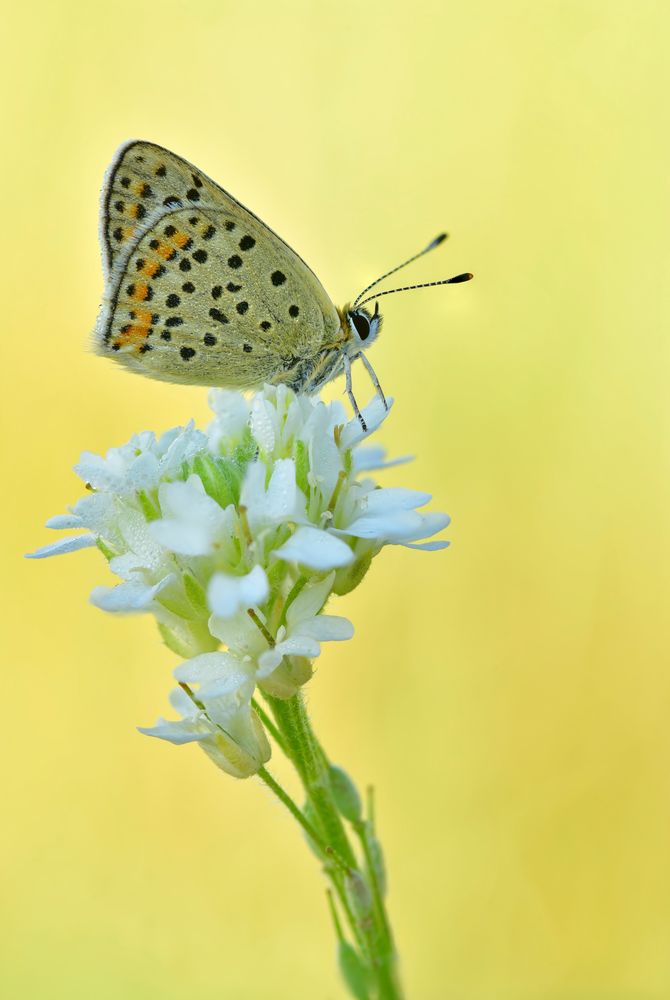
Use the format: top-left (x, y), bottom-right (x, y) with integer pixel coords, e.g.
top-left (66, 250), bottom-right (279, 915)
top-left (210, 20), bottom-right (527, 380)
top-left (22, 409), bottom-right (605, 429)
top-left (157, 587), bottom-right (201, 622)
top-left (157, 621), bottom-right (218, 658)
top-left (95, 538), bottom-right (116, 562)
top-left (226, 426), bottom-right (257, 479)
top-left (266, 560), bottom-right (286, 593)
top-left (191, 454), bottom-right (235, 509)
top-left (157, 622), bottom-right (194, 658)
top-left (338, 940), bottom-right (371, 1000)
top-left (280, 575), bottom-right (307, 627)
top-left (137, 489), bottom-right (161, 521)
top-left (183, 570), bottom-right (208, 616)
top-left (294, 439), bottom-right (310, 496)
top-left (329, 765), bottom-right (363, 823)
top-left (333, 551), bottom-right (374, 596)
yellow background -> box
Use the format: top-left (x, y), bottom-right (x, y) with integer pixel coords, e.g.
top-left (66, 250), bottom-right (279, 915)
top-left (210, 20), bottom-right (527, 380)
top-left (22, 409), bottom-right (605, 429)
top-left (2, 2), bottom-right (669, 997)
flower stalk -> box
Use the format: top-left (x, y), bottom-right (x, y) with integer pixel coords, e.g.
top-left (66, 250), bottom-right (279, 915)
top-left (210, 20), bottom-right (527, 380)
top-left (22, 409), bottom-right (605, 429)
top-left (263, 691), bottom-right (404, 1000)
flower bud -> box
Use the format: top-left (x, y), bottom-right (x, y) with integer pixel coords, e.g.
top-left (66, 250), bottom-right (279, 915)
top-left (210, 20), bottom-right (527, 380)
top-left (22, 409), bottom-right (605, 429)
top-left (258, 656), bottom-right (313, 699)
top-left (201, 709), bottom-right (271, 779)
top-left (367, 830), bottom-right (387, 898)
top-left (329, 765), bottom-right (362, 823)
top-left (344, 870), bottom-right (373, 924)
top-left (338, 940), bottom-right (371, 1000)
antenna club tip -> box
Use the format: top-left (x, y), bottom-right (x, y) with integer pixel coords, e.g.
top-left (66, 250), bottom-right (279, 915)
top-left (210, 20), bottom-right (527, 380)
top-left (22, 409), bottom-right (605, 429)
top-left (450, 272), bottom-right (474, 283)
top-left (428, 232), bottom-right (449, 249)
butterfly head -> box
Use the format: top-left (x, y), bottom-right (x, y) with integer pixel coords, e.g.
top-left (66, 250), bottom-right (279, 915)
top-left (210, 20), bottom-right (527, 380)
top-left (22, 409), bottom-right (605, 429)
top-left (344, 301), bottom-right (383, 353)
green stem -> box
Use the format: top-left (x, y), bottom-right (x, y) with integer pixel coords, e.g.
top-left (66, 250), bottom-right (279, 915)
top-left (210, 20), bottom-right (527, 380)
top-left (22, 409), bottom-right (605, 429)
top-left (257, 767), bottom-right (348, 873)
top-left (356, 821), bottom-right (393, 959)
top-left (268, 693), bottom-right (357, 867)
top-left (265, 691), bottom-right (404, 1000)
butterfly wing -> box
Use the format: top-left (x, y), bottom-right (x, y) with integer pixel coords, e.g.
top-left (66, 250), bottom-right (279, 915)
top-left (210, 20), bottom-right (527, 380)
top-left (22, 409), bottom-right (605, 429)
top-left (95, 141), bottom-right (342, 388)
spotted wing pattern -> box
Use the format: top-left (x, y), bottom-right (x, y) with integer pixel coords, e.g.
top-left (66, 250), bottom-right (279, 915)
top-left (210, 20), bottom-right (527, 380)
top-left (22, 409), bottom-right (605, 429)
top-left (95, 141), bottom-right (343, 388)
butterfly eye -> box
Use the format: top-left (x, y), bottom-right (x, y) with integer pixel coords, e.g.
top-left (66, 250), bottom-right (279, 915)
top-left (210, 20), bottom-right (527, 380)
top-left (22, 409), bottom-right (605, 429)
top-left (350, 311), bottom-right (370, 341)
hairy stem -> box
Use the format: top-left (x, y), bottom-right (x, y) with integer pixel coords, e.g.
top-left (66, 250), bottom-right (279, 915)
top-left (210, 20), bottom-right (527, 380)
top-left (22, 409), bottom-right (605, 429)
top-left (264, 690), bottom-right (404, 1000)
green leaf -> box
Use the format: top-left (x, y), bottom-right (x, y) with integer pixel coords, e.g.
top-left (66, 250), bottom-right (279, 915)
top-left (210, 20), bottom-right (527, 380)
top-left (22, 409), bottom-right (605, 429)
top-left (329, 765), bottom-right (363, 823)
top-left (338, 941), bottom-right (371, 1000)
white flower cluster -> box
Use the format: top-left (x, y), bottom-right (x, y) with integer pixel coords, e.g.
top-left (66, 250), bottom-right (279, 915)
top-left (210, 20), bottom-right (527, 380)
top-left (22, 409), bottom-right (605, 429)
top-left (29, 387), bottom-right (449, 778)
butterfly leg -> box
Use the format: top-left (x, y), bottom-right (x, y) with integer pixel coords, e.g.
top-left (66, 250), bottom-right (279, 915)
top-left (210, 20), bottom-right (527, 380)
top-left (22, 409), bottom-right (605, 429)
top-left (357, 352), bottom-right (388, 410)
top-left (342, 353), bottom-right (367, 431)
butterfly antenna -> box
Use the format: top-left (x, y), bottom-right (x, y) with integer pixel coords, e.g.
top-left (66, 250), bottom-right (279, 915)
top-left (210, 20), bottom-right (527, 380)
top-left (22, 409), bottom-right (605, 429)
top-left (352, 232), bottom-right (449, 308)
top-left (356, 272), bottom-right (473, 309)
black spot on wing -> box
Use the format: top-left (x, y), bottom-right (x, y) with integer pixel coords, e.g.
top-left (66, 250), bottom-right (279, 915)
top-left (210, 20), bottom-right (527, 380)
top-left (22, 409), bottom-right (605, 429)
top-left (209, 308), bottom-right (229, 324)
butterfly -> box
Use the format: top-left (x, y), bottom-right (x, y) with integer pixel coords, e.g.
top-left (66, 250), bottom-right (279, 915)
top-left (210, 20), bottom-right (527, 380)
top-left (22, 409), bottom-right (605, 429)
top-left (94, 140), bottom-right (472, 427)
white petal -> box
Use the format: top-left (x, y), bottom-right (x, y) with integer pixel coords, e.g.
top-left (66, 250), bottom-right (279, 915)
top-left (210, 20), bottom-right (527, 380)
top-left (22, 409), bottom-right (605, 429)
top-left (337, 510), bottom-right (450, 543)
top-left (395, 511), bottom-right (451, 542)
top-left (400, 539), bottom-right (451, 551)
top-left (160, 425), bottom-right (208, 475)
top-left (169, 685), bottom-right (199, 718)
top-left (286, 572), bottom-right (336, 626)
top-left (257, 636), bottom-right (321, 677)
top-left (25, 534), bottom-right (97, 558)
top-left (74, 451), bottom-right (120, 491)
top-left (207, 566), bottom-right (269, 618)
top-left (210, 608), bottom-right (267, 657)
top-left (108, 552), bottom-right (145, 579)
top-left (296, 614), bottom-right (354, 641)
top-left (199, 675), bottom-right (254, 700)
top-left (256, 648), bottom-right (283, 675)
top-left (242, 459), bottom-right (299, 529)
top-left (90, 575), bottom-right (172, 613)
top-left (138, 718), bottom-right (207, 745)
top-left (250, 395), bottom-right (276, 453)
top-left (150, 475), bottom-right (230, 555)
top-left (45, 514), bottom-right (82, 529)
top-left (339, 396), bottom-right (394, 449)
top-left (71, 493), bottom-right (117, 534)
top-left (119, 507), bottom-right (170, 570)
top-left (353, 446), bottom-right (413, 472)
top-left (208, 389), bottom-right (251, 441)
top-left (265, 459), bottom-right (297, 518)
top-left (174, 652), bottom-right (251, 694)
top-left (275, 635), bottom-right (321, 658)
top-left (274, 526), bottom-right (353, 570)
top-left (337, 510), bottom-right (422, 540)
top-left (126, 451), bottom-right (161, 492)
top-left (363, 488), bottom-right (431, 513)
top-left (239, 461), bottom-right (265, 509)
